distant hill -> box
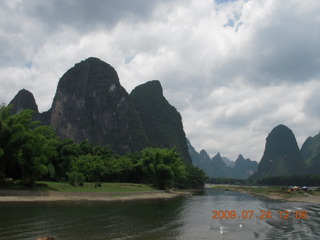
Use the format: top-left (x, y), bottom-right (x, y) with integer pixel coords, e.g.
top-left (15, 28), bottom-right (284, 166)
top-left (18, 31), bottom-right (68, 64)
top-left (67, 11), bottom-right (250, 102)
top-left (188, 124), bottom-right (320, 180)
top-left (301, 132), bottom-right (320, 174)
top-left (186, 138), bottom-right (202, 164)
top-left (211, 153), bottom-right (229, 177)
top-left (190, 148), bottom-right (229, 178)
top-left (222, 157), bottom-right (235, 168)
top-left (250, 124), bottom-right (305, 179)
top-left (187, 138), bottom-right (257, 179)
top-left (232, 154), bottom-right (258, 179)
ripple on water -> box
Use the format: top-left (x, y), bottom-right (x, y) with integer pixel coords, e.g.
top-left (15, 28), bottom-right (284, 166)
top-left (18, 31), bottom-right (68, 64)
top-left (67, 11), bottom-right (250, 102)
top-left (0, 190), bottom-right (320, 240)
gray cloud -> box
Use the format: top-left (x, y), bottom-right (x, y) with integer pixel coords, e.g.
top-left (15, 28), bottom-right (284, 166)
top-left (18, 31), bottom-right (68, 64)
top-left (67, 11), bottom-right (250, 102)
top-left (1, 0), bottom-right (320, 161)
top-left (303, 81), bottom-right (320, 119)
top-left (22, 0), bottom-right (175, 32)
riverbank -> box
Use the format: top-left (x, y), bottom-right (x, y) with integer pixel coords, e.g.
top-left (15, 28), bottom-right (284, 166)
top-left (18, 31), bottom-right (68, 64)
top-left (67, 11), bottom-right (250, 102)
top-left (0, 181), bottom-right (197, 202)
top-left (207, 184), bottom-right (320, 203)
top-left (0, 189), bottom-right (184, 202)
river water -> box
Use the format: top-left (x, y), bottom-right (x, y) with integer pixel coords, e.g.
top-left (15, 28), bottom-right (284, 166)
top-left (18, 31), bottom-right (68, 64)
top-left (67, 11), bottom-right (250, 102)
top-left (0, 188), bottom-right (320, 240)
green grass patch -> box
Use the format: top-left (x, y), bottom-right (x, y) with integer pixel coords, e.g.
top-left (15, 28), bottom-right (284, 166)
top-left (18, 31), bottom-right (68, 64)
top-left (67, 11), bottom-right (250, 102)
top-left (0, 181), bottom-right (157, 193)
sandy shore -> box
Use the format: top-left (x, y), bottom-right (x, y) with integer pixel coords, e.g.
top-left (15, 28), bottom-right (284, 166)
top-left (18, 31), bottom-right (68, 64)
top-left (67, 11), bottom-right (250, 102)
top-left (0, 189), bottom-right (186, 202)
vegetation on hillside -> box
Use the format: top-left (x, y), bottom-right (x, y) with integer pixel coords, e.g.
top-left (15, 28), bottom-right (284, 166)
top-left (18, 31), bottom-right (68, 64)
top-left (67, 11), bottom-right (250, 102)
top-left (0, 105), bottom-right (206, 189)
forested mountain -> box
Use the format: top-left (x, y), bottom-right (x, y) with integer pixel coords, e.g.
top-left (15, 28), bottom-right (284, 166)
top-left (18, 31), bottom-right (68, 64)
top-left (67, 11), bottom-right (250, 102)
top-left (251, 124), bottom-right (305, 179)
top-left (8, 57), bottom-right (191, 163)
top-left (130, 80), bottom-right (192, 164)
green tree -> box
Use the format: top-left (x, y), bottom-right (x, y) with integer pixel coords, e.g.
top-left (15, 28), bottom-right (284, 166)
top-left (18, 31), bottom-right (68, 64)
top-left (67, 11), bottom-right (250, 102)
top-left (138, 148), bottom-right (186, 189)
top-left (0, 106), bottom-right (35, 181)
top-left (156, 163), bottom-right (174, 189)
top-left (79, 139), bottom-right (95, 155)
top-left (54, 139), bottom-right (80, 180)
top-left (105, 155), bottom-right (134, 182)
top-left (174, 164), bottom-right (206, 189)
top-left (0, 105), bottom-right (58, 186)
top-left (68, 154), bottom-right (108, 185)
top-left (35, 126), bottom-right (59, 180)
top-left (19, 125), bottom-right (57, 187)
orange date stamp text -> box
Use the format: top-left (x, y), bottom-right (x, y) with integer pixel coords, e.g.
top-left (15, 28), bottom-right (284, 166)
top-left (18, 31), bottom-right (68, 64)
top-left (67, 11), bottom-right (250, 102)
top-left (211, 210), bottom-right (308, 220)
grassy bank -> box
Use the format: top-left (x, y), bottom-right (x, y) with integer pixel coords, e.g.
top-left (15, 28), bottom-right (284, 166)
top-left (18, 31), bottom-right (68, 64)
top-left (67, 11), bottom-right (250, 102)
top-left (0, 181), bottom-right (188, 202)
top-left (1, 181), bottom-right (157, 193)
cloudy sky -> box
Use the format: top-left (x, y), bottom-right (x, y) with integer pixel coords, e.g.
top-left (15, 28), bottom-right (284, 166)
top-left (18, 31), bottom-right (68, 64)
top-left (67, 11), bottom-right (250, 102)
top-left (1, 0), bottom-right (320, 162)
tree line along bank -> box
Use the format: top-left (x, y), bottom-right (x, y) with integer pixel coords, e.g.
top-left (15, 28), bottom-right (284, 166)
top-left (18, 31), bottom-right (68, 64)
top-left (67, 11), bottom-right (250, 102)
top-left (0, 105), bottom-right (206, 189)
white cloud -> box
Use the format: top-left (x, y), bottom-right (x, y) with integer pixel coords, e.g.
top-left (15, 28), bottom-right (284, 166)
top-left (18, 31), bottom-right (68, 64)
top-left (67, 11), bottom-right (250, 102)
top-left (1, 0), bottom-right (320, 162)
top-left (181, 81), bottom-right (320, 160)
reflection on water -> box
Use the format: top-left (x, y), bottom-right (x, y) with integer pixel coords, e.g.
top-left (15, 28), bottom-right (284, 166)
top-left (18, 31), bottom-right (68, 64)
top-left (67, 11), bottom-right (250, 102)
top-left (175, 189), bottom-right (320, 240)
top-left (0, 188), bottom-right (319, 240)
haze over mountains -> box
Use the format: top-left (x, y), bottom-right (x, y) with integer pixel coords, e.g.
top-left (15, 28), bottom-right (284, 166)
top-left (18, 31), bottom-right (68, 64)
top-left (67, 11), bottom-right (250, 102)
top-left (189, 123), bottom-right (320, 179)
top-left (187, 138), bottom-right (258, 179)
top-left (8, 57), bottom-right (320, 180)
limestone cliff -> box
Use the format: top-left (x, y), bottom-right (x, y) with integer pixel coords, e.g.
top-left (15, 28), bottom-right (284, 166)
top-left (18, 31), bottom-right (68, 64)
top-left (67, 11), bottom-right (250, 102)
top-left (50, 57), bottom-right (148, 154)
top-left (130, 80), bottom-right (192, 164)
top-left (251, 124), bottom-right (305, 179)
top-left (9, 89), bottom-right (39, 117)
top-left (301, 132), bottom-right (320, 174)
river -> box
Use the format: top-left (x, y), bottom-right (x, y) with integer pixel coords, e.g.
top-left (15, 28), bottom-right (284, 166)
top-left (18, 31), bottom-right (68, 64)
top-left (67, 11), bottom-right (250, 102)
top-left (0, 188), bottom-right (319, 240)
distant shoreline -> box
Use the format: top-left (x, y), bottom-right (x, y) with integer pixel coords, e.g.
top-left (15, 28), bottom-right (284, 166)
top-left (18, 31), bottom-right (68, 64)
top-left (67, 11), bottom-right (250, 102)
top-left (0, 189), bottom-right (187, 202)
top-left (207, 184), bottom-right (320, 204)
